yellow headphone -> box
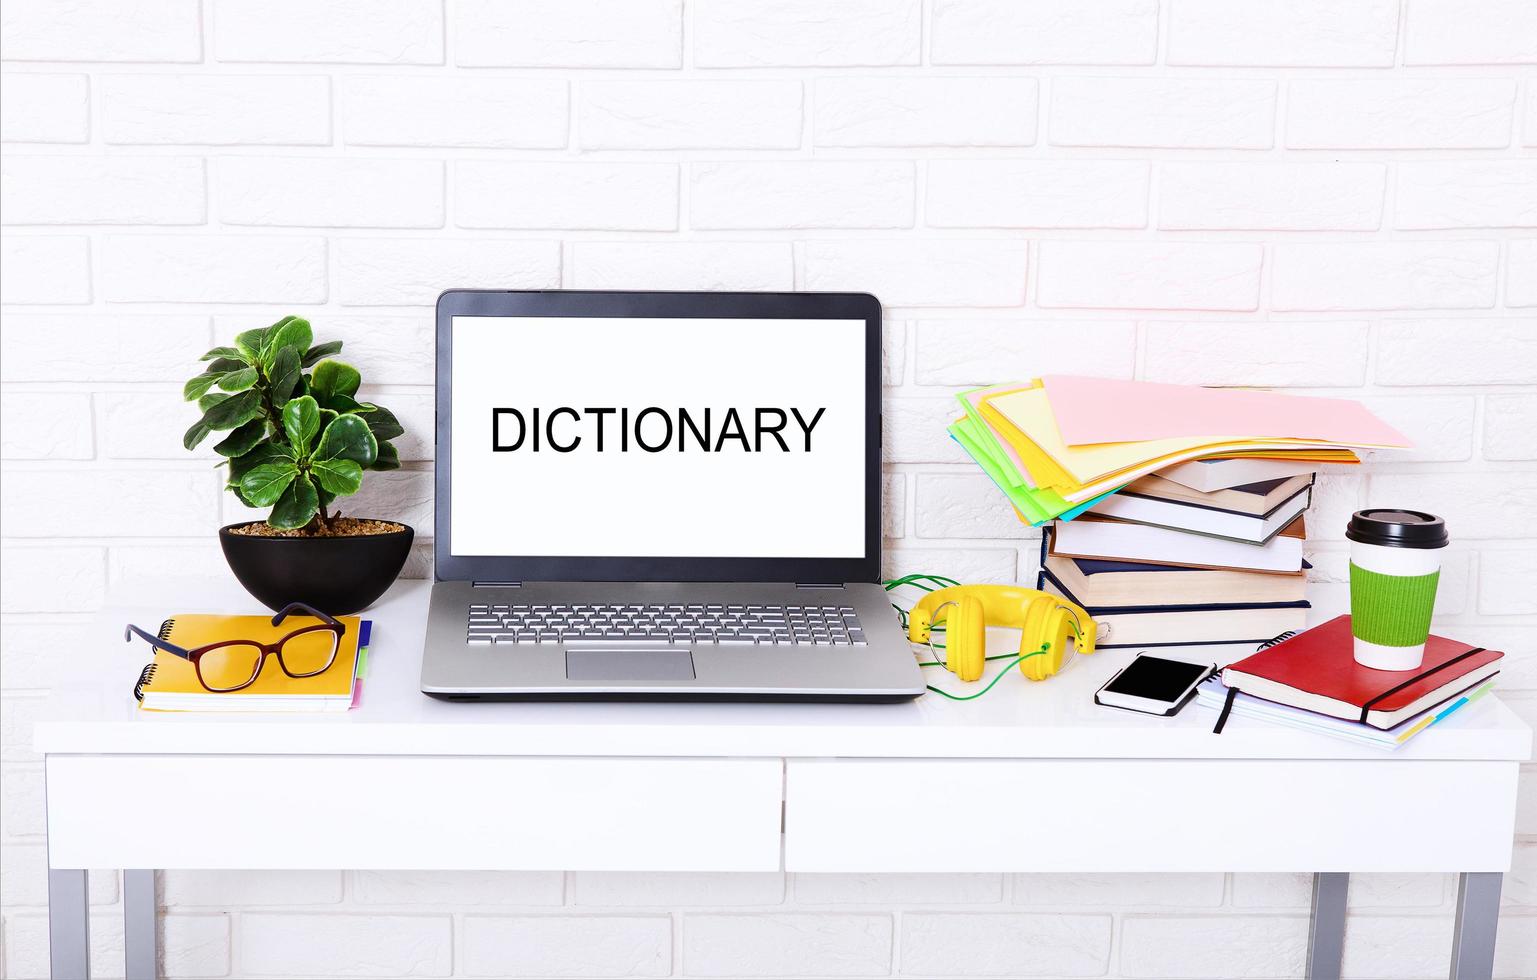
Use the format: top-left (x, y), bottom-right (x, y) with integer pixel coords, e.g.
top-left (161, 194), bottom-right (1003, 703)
top-left (907, 585), bottom-right (1096, 683)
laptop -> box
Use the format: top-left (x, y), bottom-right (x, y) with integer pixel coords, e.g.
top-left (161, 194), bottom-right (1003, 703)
top-left (421, 289), bottom-right (925, 702)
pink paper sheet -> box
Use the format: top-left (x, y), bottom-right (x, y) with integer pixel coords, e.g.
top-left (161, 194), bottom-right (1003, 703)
top-left (1040, 375), bottom-right (1412, 448)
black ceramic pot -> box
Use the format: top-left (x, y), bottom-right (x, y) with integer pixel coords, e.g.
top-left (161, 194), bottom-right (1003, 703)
top-left (219, 521), bottom-right (414, 615)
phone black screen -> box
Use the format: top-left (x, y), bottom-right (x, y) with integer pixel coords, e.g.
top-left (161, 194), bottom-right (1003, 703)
top-left (1103, 656), bottom-right (1210, 702)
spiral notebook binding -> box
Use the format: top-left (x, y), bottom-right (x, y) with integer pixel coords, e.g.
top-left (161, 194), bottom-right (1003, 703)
top-left (1256, 630), bottom-right (1297, 651)
top-left (133, 618), bottom-right (176, 702)
top-left (133, 663), bottom-right (157, 702)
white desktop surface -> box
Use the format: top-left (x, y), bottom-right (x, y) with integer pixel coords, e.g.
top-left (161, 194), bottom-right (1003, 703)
top-left (36, 578), bottom-right (1532, 762)
top-left (36, 577), bottom-right (1531, 980)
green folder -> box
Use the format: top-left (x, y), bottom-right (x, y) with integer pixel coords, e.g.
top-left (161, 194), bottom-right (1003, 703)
top-left (950, 419), bottom-right (1079, 525)
top-left (948, 389), bottom-right (1121, 526)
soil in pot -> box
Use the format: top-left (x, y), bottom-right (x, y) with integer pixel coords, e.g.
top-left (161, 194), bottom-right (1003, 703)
top-left (229, 518), bottom-right (406, 538)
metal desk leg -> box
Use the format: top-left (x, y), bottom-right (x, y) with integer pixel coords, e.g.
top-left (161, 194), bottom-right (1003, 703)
top-left (1450, 872), bottom-right (1502, 980)
top-left (48, 868), bottom-right (90, 979)
top-left (123, 870), bottom-right (156, 980)
top-left (1307, 872), bottom-right (1349, 980)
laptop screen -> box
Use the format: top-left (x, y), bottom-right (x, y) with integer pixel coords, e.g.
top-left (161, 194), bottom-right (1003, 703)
top-left (448, 315), bottom-right (868, 560)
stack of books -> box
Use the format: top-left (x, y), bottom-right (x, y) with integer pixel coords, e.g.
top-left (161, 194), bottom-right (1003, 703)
top-left (1197, 616), bottom-right (1503, 750)
top-left (1037, 460), bottom-right (1318, 652)
top-left (949, 375), bottom-right (1407, 526)
top-left (946, 375), bottom-right (1410, 654)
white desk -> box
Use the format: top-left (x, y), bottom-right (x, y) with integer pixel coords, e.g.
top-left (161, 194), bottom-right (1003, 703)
top-left (38, 580), bottom-right (1531, 980)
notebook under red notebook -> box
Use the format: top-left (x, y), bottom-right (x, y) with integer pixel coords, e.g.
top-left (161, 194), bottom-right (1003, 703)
top-left (1220, 615), bottom-right (1503, 730)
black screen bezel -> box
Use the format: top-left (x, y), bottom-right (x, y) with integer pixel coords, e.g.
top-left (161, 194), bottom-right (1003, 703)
top-left (434, 289), bottom-right (882, 584)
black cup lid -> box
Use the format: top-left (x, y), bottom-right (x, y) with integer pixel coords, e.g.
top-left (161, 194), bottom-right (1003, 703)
top-left (1347, 509), bottom-right (1448, 549)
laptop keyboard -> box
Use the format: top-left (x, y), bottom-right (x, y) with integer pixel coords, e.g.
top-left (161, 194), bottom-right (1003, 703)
top-left (466, 602), bottom-right (867, 646)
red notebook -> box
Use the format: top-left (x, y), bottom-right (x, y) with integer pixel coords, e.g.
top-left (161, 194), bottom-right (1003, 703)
top-left (1221, 615), bottom-right (1503, 730)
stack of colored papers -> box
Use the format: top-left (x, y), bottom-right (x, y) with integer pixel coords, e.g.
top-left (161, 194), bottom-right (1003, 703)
top-left (949, 376), bottom-right (1410, 527)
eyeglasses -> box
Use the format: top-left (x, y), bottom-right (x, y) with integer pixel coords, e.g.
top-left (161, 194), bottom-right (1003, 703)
top-left (124, 602), bottom-right (346, 693)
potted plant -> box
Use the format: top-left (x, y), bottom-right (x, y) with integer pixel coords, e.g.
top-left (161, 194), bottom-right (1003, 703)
top-left (184, 315), bottom-right (414, 614)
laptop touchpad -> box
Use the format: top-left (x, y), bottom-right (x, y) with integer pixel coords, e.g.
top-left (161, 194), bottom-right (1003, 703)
top-left (565, 649), bottom-right (696, 681)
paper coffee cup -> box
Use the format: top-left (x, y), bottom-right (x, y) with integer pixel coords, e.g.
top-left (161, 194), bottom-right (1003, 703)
top-left (1347, 509), bottom-right (1448, 671)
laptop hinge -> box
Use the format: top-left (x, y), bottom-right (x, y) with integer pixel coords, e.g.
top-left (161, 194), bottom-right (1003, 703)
top-left (795, 582), bottom-right (846, 590)
top-left (473, 581), bottom-right (523, 588)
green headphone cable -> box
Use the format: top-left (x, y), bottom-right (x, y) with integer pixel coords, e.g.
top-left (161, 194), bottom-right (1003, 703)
top-left (886, 573), bottom-right (1061, 700)
top-left (921, 647), bottom-right (1049, 701)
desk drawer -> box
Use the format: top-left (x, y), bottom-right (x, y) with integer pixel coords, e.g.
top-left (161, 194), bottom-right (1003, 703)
top-left (784, 758), bottom-right (1519, 873)
top-left (48, 755), bottom-right (783, 871)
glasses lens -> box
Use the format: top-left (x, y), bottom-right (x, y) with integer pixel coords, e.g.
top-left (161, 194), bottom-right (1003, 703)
top-left (197, 643), bottom-right (263, 691)
top-left (281, 628), bottom-right (339, 676)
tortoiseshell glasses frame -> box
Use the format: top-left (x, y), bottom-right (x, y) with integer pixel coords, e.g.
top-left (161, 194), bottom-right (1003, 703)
top-left (124, 602), bottom-right (346, 693)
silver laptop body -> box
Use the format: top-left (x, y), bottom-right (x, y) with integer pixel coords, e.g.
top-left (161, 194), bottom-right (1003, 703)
top-left (421, 289), bottom-right (924, 702)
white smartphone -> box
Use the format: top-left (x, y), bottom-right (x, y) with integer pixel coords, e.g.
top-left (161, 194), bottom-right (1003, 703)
top-left (1094, 654), bottom-right (1214, 716)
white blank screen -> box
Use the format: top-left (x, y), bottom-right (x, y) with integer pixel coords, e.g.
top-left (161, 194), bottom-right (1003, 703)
top-left (449, 316), bottom-right (867, 558)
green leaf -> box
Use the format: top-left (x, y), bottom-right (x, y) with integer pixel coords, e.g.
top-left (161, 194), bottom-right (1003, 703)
top-left (200, 345), bottom-right (244, 363)
top-left (310, 359), bottom-right (361, 404)
top-left (183, 419), bottom-right (212, 451)
top-left (301, 340), bottom-right (343, 367)
top-left (217, 366), bottom-right (259, 393)
top-left (369, 440), bottom-right (401, 471)
top-left (314, 413), bottom-right (378, 467)
top-left (198, 391), bottom-right (229, 413)
top-left (183, 372), bottom-right (225, 402)
top-left (311, 457), bottom-right (363, 496)
top-left (268, 473), bottom-right (319, 530)
top-left (268, 345), bottom-right (302, 408)
top-left (358, 404), bottom-right (404, 442)
top-left (198, 389), bottom-right (262, 432)
top-left (282, 395), bottom-right (321, 455)
top-left (227, 441), bottom-right (292, 485)
top-left (213, 418), bottom-right (266, 458)
top-left (234, 327), bottom-right (268, 361)
top-left (266, 317), bottom-right (312, 361)
top-left (204, 356), bottom-right (246, 374)
top-left (323, 393), bottom-right (364, 414)
top-left (240, 461), bottom-right (299, 507)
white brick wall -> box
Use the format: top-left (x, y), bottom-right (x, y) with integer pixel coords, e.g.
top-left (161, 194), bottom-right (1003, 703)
top-left (213, 0), bottom-right (445, 66)
top-left (2, 2), bottom-right (1534, 978)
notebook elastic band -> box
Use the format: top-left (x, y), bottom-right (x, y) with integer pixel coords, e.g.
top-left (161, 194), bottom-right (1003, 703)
top-left (1358, 647), bottom-right (1486, 724)
top-left (1212, 633), bottom-right (1292, 734)
top-left (1212, 686), bottom-right (1239, 734)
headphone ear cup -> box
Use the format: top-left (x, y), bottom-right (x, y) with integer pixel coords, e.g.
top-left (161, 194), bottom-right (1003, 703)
top-left (945, 595), bottom-right (987, 682)
top-left (1017, 597), bottom-right (1065, 681)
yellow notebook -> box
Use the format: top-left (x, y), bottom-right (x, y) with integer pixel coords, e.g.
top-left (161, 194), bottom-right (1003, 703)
top-left (135, 613), bottom-right (368, 713)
